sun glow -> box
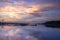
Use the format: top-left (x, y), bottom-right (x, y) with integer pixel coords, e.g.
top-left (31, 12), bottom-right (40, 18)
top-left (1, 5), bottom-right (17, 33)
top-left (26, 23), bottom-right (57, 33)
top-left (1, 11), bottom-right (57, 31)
top-left (3, 26), bottom-right (14, 30)
top-left (0, 4), bottom-right (40, 22)
top-left (0, 5), bottom-right (40, 14)
top-left (3, 26), bottom-right (21, 36)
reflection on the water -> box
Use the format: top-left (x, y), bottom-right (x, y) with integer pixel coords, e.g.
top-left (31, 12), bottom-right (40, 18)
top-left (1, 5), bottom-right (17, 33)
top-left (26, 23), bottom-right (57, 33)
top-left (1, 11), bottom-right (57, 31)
top-left (0, 25), bottom-right (60, 40)
top-left (0, 25), bottom-right (44, 40)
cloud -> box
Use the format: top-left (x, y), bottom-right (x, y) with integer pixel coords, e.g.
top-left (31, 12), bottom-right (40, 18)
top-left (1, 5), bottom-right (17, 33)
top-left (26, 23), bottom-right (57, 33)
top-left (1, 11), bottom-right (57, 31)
top-left (0, 1), bottom-right (40, 22)
top-left (33, 0), bottom-right (60, 4)
top-left (0, 0), bottom-right (9, 2)
top-left (0, 0), bottom-right (60, 22)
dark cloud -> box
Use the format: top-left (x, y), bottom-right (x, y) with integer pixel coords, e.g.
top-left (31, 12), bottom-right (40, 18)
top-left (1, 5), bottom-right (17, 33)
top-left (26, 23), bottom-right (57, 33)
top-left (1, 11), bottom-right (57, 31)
top-left (0, 0), bottom-right (9, 2)
top-left (45, 0), bottom-right (60, 3)
top-left (41, 5), bottom-right (60, 12)
top-left (36, 2), bottom-right (60, 12)
top-left (35, 0), bottom-right (60, 4)
top-left (30, 2), bottom-right (60, 17)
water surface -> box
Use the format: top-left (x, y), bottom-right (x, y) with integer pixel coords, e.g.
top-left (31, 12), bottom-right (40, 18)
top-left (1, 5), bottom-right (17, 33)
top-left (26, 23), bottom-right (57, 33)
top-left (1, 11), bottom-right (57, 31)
top-left (0, 25), bottom-right (60, 40)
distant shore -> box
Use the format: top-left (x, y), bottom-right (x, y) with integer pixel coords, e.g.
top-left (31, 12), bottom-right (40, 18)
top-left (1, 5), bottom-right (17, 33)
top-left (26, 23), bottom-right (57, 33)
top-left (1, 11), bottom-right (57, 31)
top-left (0, 21), bottom-right (60, 28)
top-left (44, 21), bottom-right (60, 28)
top-left (0, 22), bottom-right (29, 26)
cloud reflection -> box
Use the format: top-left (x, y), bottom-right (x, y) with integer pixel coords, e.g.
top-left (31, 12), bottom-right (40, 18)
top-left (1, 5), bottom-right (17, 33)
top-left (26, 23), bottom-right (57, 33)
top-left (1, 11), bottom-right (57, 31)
top-left (0, 26), bottom-right (43, 40)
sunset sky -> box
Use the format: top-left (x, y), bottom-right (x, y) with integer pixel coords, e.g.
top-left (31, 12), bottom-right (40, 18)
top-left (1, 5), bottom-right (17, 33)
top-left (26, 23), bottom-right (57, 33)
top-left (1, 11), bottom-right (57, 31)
top-left (0, 0), bottom-right (60, 40)
top-left (0, 0), bottom-right (60, 23)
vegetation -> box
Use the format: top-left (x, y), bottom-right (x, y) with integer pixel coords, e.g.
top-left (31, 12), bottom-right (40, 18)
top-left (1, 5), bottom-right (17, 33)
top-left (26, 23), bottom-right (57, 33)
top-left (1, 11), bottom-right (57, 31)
top-left (0, 22), bottom-right (41, 26)
top-left (0, 21), bottom-right (60, 28)
top-left (0, 22), bottom-right (29, 26)
top-left (44, 21), bottom-right (60, 28)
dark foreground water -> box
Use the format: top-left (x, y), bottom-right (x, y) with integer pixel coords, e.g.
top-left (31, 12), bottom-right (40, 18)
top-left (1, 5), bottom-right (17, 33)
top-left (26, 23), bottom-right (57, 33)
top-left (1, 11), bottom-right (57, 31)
top-left (0, 25), bottom-right (60, 40)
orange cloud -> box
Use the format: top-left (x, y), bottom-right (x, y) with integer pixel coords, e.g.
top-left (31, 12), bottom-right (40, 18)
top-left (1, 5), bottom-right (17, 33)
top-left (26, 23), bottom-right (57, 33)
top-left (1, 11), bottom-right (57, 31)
top-left (0, 1), bottom-right (55, 22)
top-left (0, 3), bottom-right (40, 22)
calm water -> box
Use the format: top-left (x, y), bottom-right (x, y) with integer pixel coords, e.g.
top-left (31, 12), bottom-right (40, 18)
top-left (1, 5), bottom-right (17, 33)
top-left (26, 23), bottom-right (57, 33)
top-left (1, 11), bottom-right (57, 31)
top-left (0, 25), bottom-right (60, 40)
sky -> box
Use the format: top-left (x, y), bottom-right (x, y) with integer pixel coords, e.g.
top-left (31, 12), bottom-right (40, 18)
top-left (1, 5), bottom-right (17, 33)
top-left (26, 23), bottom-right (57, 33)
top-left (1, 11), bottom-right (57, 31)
top-left (0, 0), bottom-right (60, 23)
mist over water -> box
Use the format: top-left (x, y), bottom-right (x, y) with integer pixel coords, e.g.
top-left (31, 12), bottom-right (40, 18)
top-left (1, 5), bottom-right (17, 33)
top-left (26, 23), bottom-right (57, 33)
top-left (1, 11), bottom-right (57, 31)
top-left (0, 25), bottom-right (60, 40)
